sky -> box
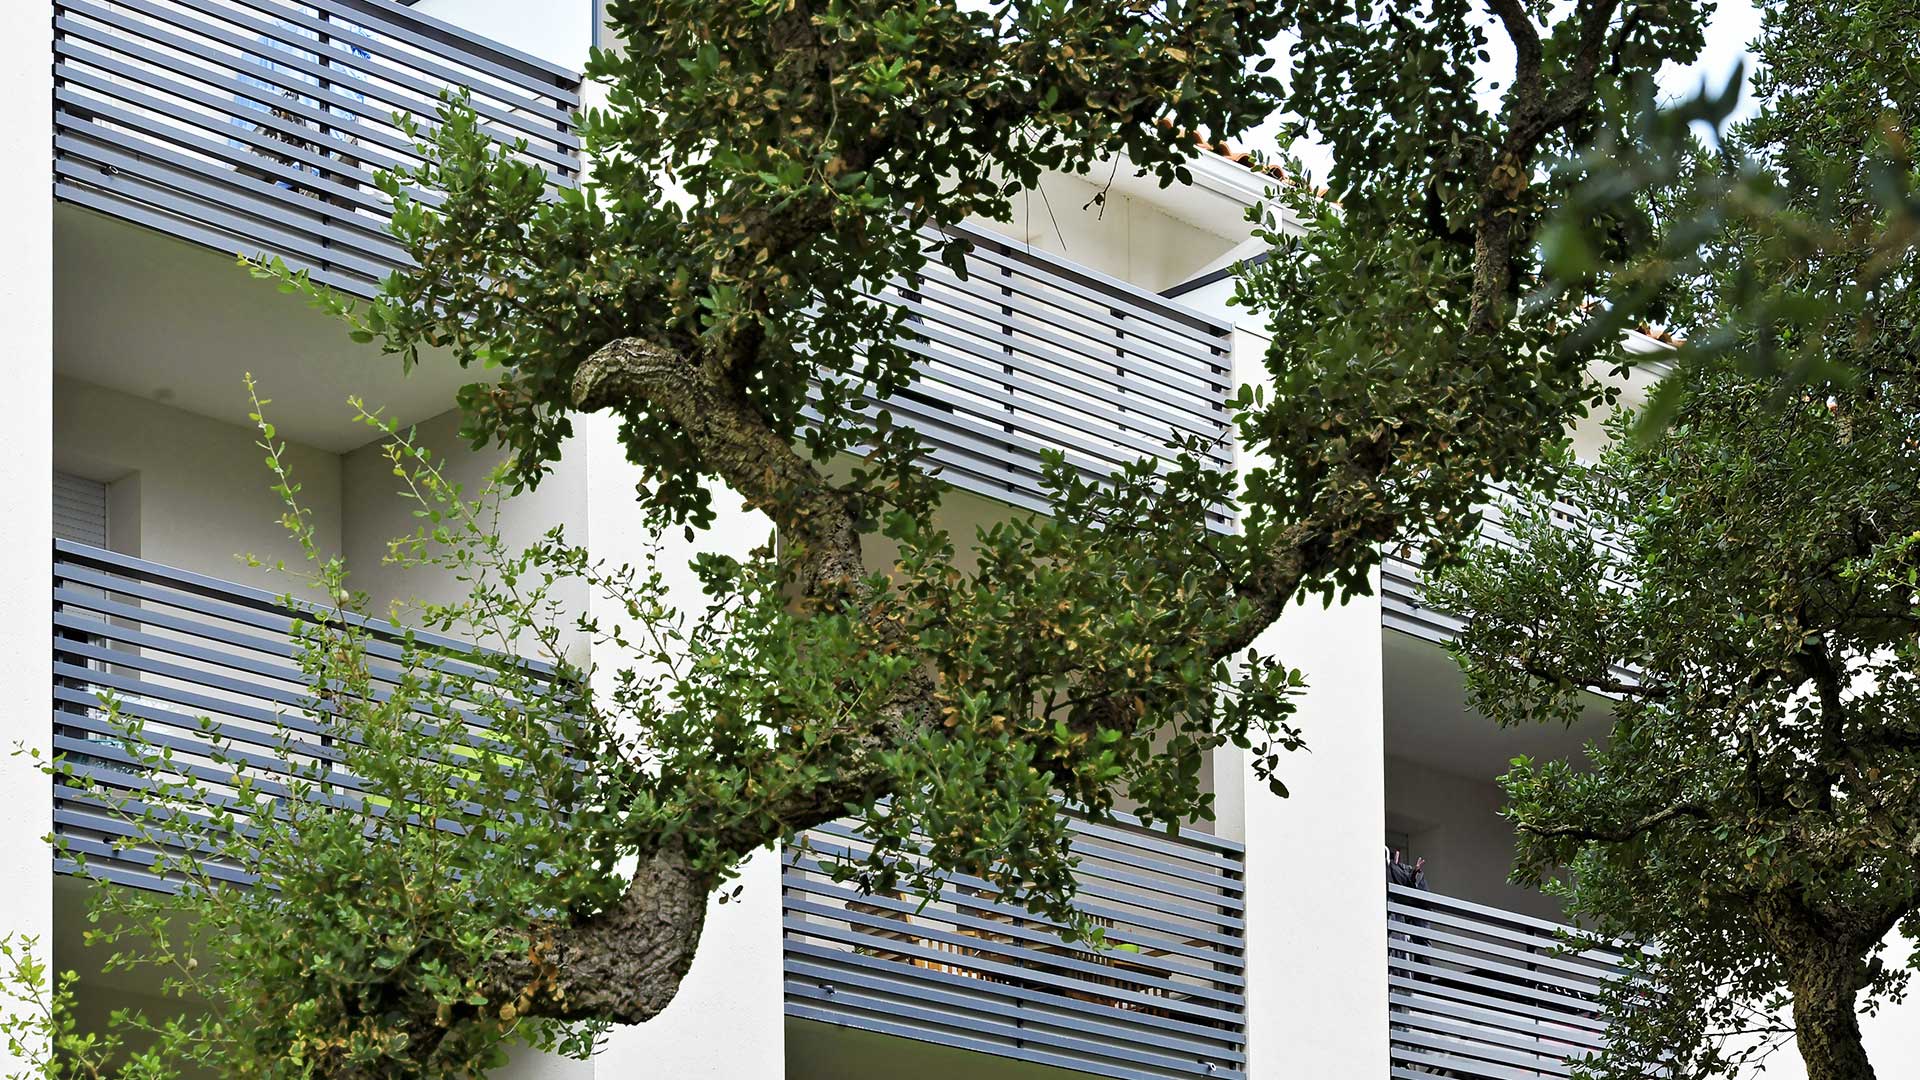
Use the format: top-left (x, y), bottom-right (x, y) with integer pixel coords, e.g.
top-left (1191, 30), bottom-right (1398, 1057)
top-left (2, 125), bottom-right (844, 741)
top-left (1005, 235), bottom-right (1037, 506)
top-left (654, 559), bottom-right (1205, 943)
top-left (1252, 1), bottom-right (1766, 183)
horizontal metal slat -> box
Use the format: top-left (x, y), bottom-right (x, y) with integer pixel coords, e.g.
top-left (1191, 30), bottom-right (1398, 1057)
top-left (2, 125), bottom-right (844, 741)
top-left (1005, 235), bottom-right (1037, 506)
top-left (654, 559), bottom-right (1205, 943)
top-left (906, 265), bottom-right (1232, 401)
top-left (786, 858), bottom-right (1246, 959)
top-left (913, 258), bottom-right (1232, 394)
top-left (784, 967), bottom-right (1242, 1067)
top-left (802, 824), bottom-right (1245, 921)
top-left (55, 9), bottom-right (573, 174)
top-left (1387, 888), bottom-right (1628, 1080)
top-left (50, 176), bottom-right (382, 296)
top-left (1390, 997), bottom-right (1608, 1056)
top-left (782, 874), bottom-right (1234, 969)
top-left (51, 143), bottom-right (401, 281)
top-left (1390, 976), bottom-right (1610, 1038)
top-left (785, 981), bottom-right (1240, 1080)
top-left (785, 895), bottom-right (1243, 995)
top-left (298, 0), bottom-right (579, 101)
top-left (53, 126), bottom-right (406, 260)
top-left (63, 0), bottom-right (577, 151)
top-left (785, 901), bottom-right (1245, 1009)
top-left (783, 917), bottom-right (1243, 1024)
top-left (942, 224), bottom-right (1232, 348)
top-left (898, 323), bottom-right (1230, 461)
top-left (786, 944), bottom-right (1245, 1050)
top-left (1066, 810), bottom-right (1246, 859)
top-left (56, 541), bottom-right (560, 675)
top-left (1387, 916), bottom-right (1621, 985)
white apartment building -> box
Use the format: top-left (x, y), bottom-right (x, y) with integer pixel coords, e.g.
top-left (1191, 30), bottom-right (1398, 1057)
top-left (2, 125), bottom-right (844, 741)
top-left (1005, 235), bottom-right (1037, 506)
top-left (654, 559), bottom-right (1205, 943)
top-left (2, 2), bottom-right (1913, 1078)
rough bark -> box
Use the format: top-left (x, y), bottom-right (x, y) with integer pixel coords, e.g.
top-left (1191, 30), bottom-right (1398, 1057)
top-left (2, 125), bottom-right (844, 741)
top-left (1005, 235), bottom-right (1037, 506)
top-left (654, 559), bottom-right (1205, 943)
top-left (481, 843), bottom-right (715, 1025)
top-left (1789, 964), bottom-right (1878, 1080)
top-left (571, 337), bottom-right (867, 599)
top-left (1468, 0), bottom-right (1620, 335)
top-left (1757, 892), bottom-right (1884, 1080)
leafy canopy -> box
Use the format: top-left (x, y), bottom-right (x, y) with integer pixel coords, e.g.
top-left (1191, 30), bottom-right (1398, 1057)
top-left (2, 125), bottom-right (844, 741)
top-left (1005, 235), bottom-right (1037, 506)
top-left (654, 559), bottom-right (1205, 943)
top-left (1429, 3), bottom-right (1920, 1074)
top-left (114, 0), bottom-right (1741, 1072)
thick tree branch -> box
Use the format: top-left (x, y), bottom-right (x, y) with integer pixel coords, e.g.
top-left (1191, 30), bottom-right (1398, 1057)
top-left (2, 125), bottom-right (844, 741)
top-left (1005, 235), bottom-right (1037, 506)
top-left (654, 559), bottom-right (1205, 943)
top-left (571, 337), bottom-right (868, 601)
top-left (1468, 0), bottom-right (1623, 334)
top-left (479, 843), bottom-right (712, 1026)
top-left (1518, 800), bottom-right (1707, 841)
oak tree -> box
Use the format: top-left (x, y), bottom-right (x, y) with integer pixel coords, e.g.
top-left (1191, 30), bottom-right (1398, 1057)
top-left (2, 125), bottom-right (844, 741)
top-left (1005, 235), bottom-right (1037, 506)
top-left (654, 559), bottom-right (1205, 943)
top-left (1429, 4), bottom-right (1920, 1077)
top-left (49, 0), bottom-right (1732, 1074)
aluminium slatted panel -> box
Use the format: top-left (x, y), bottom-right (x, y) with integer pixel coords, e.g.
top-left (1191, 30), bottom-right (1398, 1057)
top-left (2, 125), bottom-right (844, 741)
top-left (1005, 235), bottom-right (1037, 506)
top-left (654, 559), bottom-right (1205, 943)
top-left (822, 225), bottom-right (1237, 526)
top-left (783, 812), bottom-right (1247, 1080)
top-left (1387, 884), bottom-right (1632, 1080)
top-left (52, 476), bottom-right (118, 770)
top-left (49, 539), bottom-right (570, 892)
top-left (51, 0), bottom-right (581, 300)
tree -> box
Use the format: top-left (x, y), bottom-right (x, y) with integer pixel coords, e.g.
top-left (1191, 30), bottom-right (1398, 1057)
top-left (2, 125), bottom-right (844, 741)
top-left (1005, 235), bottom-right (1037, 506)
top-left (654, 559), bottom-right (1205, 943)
top-left (62, 0), bottom-right (1720, 1072)
top-left (1427, 5), bottom-right (1920, 1077)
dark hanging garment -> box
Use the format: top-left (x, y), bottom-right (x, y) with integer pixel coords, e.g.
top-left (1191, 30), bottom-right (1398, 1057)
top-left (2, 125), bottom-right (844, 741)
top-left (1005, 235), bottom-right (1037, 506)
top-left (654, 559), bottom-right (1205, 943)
top-left (1385, 857), bottom-right (1427, 890)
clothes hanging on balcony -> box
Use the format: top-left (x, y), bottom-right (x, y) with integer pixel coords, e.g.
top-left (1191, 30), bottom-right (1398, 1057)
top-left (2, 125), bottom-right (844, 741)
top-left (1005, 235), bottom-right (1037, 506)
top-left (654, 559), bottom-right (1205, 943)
top-left (1385, 849), bottom-right (1430, 957)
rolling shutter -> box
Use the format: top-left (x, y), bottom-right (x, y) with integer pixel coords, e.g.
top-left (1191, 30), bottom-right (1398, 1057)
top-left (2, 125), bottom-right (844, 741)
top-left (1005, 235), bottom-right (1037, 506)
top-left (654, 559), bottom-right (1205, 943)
top-left (53, 472), bottom-right (109, 548)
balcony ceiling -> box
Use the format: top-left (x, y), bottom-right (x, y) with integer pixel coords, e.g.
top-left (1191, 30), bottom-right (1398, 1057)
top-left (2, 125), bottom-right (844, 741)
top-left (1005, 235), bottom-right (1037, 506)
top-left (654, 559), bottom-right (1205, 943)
top-left (54, 204), bottom-right (479, 454)
top-left (1383, 629), bottom-right (1611, 782)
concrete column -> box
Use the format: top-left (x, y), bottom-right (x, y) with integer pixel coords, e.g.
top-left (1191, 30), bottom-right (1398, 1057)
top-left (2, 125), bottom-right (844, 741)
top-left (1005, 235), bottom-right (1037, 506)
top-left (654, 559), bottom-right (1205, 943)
top-left (1183, 292), bottom-right (1389, 1078)
top-left (577, 413), bottom-right (787, 1079)
top-left (1240, 587), bottom-right (1388, 1078)
top-left (0, 1), bottom-right (55, 1071)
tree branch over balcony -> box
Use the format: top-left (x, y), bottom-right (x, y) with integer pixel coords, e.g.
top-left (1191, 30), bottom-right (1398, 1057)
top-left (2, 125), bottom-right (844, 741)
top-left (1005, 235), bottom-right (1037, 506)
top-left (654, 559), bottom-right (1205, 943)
top-left (226, 0), bottom-right (1730, 1070)
top-left (1516, 800), bottom-right (1708, 841)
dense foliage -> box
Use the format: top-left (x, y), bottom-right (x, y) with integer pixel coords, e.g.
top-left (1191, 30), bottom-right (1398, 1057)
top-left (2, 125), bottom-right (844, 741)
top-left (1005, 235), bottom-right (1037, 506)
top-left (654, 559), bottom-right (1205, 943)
top-left (1430, 4), bottom-right (1920, 1077)
top-left (35, 0), bottom-right (1757, 1074)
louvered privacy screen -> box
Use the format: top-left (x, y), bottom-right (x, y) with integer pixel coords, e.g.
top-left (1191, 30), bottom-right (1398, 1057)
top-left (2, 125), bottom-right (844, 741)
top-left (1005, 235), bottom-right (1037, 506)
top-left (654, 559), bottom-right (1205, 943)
top-left (867, 225), bottom-right (1236, 524)
top-left (50, 540), bottom-right (570, 892)
top-left (783, 813), bottom-right (1248, 1080)
top-left (1388, 885), bottom-right (1630, 1079)
top-left (52, 0), bottom-right (581, 298)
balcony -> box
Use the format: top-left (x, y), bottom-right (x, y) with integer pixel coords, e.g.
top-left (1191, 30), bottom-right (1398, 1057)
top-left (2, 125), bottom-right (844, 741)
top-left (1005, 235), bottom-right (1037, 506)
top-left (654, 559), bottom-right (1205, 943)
top-left (50, 539), bottom-right (569, 891)
top-left (1388, 886), bottom-right (1627, 1079)
top-left (782, 814), bottom-right (1247, 1080)
top-left (50, 1), bottom-right (1234, 529)
top-left (1384, 488), bottom-right (1592, 647)
top-left (873, 225), bottom-right (1236, 525)
top-left (51, 0), bottom-right (582, 300)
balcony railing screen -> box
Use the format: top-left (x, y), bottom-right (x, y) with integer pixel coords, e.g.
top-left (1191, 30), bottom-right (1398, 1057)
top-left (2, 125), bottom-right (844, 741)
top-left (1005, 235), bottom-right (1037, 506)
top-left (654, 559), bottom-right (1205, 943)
top-left (52, 0), bottom-right (581, 298)
top-left (783, 813), bottom-right (1248, 1080)
top-left (50, 540), bottom-right (568, 892)
top-left (1387, 884), bottom-right (1630, 1080)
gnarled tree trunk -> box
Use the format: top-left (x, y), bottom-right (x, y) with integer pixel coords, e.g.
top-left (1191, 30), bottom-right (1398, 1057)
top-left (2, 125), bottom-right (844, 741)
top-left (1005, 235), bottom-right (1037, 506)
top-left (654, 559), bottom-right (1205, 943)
top-left (1788, 961), bottom-right (1877, 1080)
top-left (482, 842), bottom-right (715, 1025)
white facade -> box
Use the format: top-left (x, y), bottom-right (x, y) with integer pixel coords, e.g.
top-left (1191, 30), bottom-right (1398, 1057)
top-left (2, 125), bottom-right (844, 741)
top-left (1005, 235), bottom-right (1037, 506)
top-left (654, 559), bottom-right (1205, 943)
top-left (11, 2), bottom-right (1917, 1078)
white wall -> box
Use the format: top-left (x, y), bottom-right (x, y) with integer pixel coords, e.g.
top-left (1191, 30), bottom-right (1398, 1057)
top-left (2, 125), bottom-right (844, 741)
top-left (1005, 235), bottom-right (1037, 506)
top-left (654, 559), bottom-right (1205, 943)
top-left (1239, 587), bottom-right (1388, 1078)
top-left (0, 2), bottom-right (54, 1072)
top-left (1184, 281), bottom-right (1389, 1077)
top-left (52, 377), bottom-right (344, 591)
top-left (410, 0), bottom-right (596, 70)
top-left (340, 406), bottom-right (587, 656)
top-left (575, 412), bottom-right (787, 1079)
